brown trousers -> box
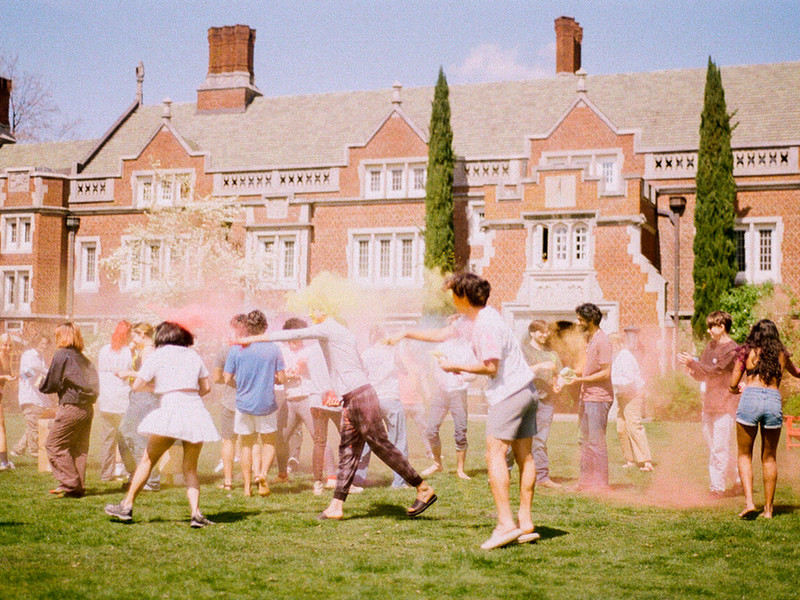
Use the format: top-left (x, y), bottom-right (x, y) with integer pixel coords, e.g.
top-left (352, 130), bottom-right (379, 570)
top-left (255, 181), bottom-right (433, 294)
top-left (334, 384), bottom-right (422, 501)
top-left (46, 403), bottom-right (93, 494)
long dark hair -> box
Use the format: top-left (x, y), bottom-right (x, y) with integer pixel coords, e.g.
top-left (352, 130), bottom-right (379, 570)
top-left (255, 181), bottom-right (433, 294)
top-left (743, 319), bottom-right (786, 386)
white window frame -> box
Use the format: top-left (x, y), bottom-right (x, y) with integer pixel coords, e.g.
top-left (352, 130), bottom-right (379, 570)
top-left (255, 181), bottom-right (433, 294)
top-left (1, 267), bottom-right (32, 314)
top-left (362, 161), bottom-right (427, 200)
top-left (348, 227), bottom-right (424, 287)
top-left (529, 219), bottom-right (594, 271)
top-left (735, 218), bottom-right (782, 284)
top-left (468, 201), bottom-right (486, 246)
top-left (133, 170), bottom-right (195, 209)
top-left (541, 150), bottom-right (624, 196)
top-left (75, 237), bottom-right (101, 292)
top-left (120, 236), bottom-right (172, 291)
top-left (250, 230), bottom-right (304, 289)
top-left (1, 214), bottom-right (34, 254)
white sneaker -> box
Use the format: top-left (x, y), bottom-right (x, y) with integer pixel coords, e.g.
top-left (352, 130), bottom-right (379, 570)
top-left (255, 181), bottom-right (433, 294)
top-left (325, 477), bottom-right (337, 489)
top-left (0, 460), bottom-right (15, 471)
top-left (349, 485), bottom-right (364, 494)
top-left (313, 481), bottom-right (325, 496)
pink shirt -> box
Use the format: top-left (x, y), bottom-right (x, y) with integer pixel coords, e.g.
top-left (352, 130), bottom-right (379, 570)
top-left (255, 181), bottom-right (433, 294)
top-left (580, 329), bottom-right (614, 403)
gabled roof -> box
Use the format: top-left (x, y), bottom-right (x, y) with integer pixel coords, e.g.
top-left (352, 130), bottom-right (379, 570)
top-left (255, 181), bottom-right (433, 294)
top-left (0, 139), bottom-right (97, 173)
top-left (4, 61), bottom-right (800, 177)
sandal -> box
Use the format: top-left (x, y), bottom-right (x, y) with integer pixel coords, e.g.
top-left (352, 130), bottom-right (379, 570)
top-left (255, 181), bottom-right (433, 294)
top-left (217, 483), bottom-right (233, 491)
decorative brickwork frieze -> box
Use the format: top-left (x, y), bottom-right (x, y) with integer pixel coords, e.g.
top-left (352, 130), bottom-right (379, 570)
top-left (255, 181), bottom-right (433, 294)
top-left (214, 168), bottom-right (339, 196)
top-left (646, 147), bottom-right (797, 179)
top-left (72, 179), bottom-right (114, 203)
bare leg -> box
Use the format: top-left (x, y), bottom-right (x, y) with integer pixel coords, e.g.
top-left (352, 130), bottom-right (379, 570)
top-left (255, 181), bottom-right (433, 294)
top-left (123, 435), bottom-right (175, 507)
top-left (182, 442), bottom-right (203, 517)
top-left (0, 402), bottom-right (7, 454)
top-left (486, 435), bottom-right (516, 532)
top-left (421, 446), bottom-right (443, 476)
top-left (736, 423), bottom-right (758, 517)
top-left (240, 433), bottom-right (256, 496)
top-left (512, 437), bottom-right (536, 533)
top-left (257, 433), bottom-right (276, 496)
top-left (221, 438), bottom-right (234, 487)
top-left (456, 449), bottom-right (470, 480)
top-left (760, 426), bottom-right (781, 518)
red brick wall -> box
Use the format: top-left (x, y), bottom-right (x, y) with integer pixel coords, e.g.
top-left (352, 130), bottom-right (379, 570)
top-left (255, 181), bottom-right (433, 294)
top-left (339, 114), bottom-right (428, 198)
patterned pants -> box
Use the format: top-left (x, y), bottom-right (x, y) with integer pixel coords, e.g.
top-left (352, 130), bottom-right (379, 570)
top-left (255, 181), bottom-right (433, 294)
top-left (334, 384), bottom-right (423, 501)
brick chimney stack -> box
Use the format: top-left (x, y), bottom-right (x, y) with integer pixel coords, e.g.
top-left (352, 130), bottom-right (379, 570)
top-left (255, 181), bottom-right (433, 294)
top-left (555, 16), bottom-right (583, 75)
top-left (197, 25), bottom-right (262, 113)
top-left (0, 78), bottom-right (14, 145)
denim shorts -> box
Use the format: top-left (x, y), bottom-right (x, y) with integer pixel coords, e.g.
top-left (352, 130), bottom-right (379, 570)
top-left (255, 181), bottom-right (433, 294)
top-left (736, 386), bottom-right (783, 429)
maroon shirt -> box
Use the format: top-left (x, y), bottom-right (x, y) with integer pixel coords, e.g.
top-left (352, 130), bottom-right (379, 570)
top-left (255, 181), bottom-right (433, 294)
top-left (688, 338), bottom-right (739, 415)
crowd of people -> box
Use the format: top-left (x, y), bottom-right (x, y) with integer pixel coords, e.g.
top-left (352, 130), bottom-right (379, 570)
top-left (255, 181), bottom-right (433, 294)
top-left (0, 272), bottom-right (798, 545)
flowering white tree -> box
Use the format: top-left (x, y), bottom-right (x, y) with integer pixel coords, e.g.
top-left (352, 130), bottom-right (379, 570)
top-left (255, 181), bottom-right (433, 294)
top-left (101, 180), bottom-right (272, 307)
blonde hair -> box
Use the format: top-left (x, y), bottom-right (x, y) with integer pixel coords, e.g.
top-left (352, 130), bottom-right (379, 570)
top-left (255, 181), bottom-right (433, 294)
top-left (54, 322), bottom-right (84, 352)
top-left (286, 272), bottom-right (360, 320)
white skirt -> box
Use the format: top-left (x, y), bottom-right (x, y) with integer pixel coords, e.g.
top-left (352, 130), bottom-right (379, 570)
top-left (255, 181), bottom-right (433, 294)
top-left (138, 391), bottom-right (220, 443)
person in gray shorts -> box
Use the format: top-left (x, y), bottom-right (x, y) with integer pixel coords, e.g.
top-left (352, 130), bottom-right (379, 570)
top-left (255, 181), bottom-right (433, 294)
top-left (393, 272), bottom-right (540, 550)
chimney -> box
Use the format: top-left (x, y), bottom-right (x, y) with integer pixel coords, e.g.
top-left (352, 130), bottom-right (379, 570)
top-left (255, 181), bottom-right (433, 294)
top-left (197, 25), bottom-right (262, 113)
top-left (0, 78), bottom-right (14, 145)
top-left (555, 16), bottom-right (582, 75)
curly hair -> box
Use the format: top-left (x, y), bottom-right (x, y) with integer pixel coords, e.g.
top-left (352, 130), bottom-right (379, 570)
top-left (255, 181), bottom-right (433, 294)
top-left (742, 319), bottom-right (786, 386)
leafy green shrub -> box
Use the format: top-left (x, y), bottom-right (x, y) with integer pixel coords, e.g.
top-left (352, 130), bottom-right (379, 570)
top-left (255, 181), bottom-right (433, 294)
top-left (783, 393), bottom-right (800, 417)
top-left (719, 282), bottom-right (773, 343)
top-left (646, 370), bottom-right (703, 421)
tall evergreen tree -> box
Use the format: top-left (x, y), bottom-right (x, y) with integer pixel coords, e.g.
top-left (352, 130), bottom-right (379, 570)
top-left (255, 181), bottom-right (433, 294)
top-left (691, 58), bottom-right (737, 338)
top-left (424, 67), bottom-right (455, 273)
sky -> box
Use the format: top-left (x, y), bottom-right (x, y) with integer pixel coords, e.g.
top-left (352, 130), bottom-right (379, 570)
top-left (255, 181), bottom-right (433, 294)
top-left (3, 0), bottom-right (800, 140)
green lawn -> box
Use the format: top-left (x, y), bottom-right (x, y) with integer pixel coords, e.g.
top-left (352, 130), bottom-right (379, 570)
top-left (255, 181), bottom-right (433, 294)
top-left (2, 412), bottom-right (800, 600)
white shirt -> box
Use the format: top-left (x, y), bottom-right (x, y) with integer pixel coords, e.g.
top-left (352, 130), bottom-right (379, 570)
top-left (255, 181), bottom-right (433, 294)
top-left (138, 345), bottom-right (209, 395)
top-left (469, 307), bottom-right (533, 407)
top-left (97, 344), bottom-right (133, 413)
top-left (269, 318), bottom-right (368, 397)
top-left (361, 343), bottom-right (400, 401)
top-left (17, 348), bottom-right (53, 408)
top-left (434, 337), bottom-right (475, 394)
top-left (611, 348), bottom-right (644, 392)
top-left (282, 341), bottom-right (335, 407)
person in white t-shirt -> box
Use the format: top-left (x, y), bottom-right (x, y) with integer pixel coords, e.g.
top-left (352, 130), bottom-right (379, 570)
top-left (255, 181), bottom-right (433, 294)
top-left (96, 321), bottom-right (133, 481)
top-left (611, 333), bottom-right (652, 472)
top-left (105, 321), bottom-right (219, 528)
top-left (11, 335), bottom-right (55, 458)
top-left (421, 334), bottom-right (475, 480)
top-left (393, 272), bottom-right (540, 550)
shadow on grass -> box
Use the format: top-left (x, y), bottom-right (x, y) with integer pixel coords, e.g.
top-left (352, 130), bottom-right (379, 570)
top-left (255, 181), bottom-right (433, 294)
top-left (205, 509), bottom-right (262, 524)
top-left (533, 524), bottom-right (569, 541)
top-left (346, 502), bottom-right (439, 521)
top-left (773, 504), bottom-right (800, 517)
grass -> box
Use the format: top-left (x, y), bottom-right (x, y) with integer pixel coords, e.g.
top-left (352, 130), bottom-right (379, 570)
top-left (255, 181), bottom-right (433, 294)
top-left (3, 412), bottom-right (800, 600)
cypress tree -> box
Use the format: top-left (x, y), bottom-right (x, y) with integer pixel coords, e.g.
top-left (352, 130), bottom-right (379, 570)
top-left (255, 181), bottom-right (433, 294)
top-left (424, 67), bottom-right (455, 273)
top-left (691, 58), bottom-right (737, 338)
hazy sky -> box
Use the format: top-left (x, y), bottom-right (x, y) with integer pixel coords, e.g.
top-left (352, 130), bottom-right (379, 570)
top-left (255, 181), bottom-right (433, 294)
top-left (4, 0), bottom-right (800, 139)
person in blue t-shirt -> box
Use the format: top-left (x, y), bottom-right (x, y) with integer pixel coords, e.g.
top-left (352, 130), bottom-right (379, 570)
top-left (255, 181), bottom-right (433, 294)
top-left (224, 310), bottom-right (286, 497)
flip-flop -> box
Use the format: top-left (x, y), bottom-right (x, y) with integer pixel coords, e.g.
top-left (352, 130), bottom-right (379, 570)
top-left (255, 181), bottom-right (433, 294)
top-left (480, 527), bottom-right (523, 550)
top-left (517, 532), bottom-right (541, 544)
top-left (407, 493), bottom-right (438, 517)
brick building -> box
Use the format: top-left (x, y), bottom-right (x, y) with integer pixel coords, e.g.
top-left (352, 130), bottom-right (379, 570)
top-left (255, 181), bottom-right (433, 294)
top-left (1, 17), bottom-right (799, 361)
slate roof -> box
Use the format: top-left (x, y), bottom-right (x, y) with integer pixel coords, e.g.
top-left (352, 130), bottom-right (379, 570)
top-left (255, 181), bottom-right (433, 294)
top-left (3, 61), bottom-right (799, 176)
top-left (0, 139), bottom-right (97, 173)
